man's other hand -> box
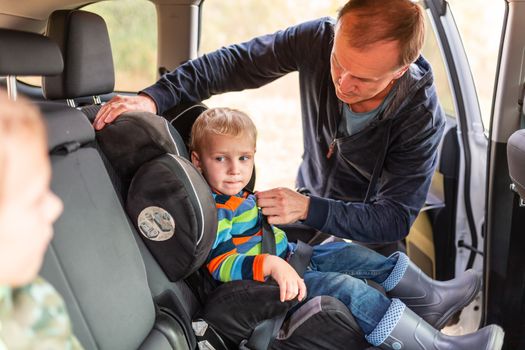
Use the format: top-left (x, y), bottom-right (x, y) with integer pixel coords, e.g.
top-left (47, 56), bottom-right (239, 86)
top-left (256, 187), bottom-right (310, 225)
top-left (93, 94), bottom-right (157, 130)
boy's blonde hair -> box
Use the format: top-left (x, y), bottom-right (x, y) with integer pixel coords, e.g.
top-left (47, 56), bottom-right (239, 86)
top-left (0, 90), bottom-right (46, 204)
top-left (190, 107), bottom-right (257, 153)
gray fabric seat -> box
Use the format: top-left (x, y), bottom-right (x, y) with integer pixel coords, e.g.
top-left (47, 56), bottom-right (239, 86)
top-left (0, 28), bottom-right (192, 350)
top-left (42, 104), bottom-right (191, 349)
top-left (42, 9), bottom-right (202, 347)
top-left (508, 129), bottom-right (525, 200)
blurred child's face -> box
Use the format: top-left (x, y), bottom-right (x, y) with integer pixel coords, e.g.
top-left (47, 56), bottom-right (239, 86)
top-left (0, 139), bottom-right (63, 287)
top-left (192, 132), bottom-right (255, 196)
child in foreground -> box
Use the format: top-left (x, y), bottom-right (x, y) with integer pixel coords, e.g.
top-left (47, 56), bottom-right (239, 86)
top-left (0, 91), bottom-right (83, 349)
top-left (189, 107), bottom-right (504, 349)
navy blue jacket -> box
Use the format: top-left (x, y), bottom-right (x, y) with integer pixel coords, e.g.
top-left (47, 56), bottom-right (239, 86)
top-left (142, 17), bottom-right (446, 243)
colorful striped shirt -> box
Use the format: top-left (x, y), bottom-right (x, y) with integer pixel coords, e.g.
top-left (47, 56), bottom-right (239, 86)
top-left (207, 191), bottom-right (289, 282)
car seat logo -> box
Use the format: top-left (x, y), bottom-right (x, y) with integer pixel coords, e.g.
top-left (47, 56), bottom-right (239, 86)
top-left (137, 206), bottom-right (175, 241)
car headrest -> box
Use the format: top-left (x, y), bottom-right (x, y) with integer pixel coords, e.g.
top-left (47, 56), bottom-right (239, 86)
top-left (126, 154), bottom-right (217, 281)
top-left (43, 10), bottom-right (114, 99)
top-left (0, 29), bottom-right (63, 76)
top-left (38, 101), bottom-right (95, 152)
top-left (508, 129), bottom-right (525, 199)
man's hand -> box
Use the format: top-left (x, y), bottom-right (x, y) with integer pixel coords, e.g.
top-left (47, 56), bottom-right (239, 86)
top-left (256, 188), bottom-right (310, 225)
top-left (263, 255), bottom-right (307, 302)
top-left (93, 94), bottom-right (157, 130)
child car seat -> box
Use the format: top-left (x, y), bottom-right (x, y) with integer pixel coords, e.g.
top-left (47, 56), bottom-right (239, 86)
top-left (97, 112), bottom-right (373, 350)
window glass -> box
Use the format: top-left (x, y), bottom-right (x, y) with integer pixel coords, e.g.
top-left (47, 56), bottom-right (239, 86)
top-left (447, 0), bottom-right (504, 130)
top-left (83, 0), bottom-right (157, 92)
top-left (200, 0), bottom-right (346, 190)
top-left (17, 76), bottom-right (41, 87)
top-left (421, 9), bottom-right (456, 118)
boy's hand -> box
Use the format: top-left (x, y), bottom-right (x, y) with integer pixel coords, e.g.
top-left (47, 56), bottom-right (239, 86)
top-left (263, 255), bottom-right (307, 302)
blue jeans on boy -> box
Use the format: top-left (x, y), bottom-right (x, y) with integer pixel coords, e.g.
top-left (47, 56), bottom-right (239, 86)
top-left (289, 241), bottom-right (401, 335)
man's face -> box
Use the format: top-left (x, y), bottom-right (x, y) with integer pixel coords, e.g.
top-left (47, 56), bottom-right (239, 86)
top-left (331, 15), bottom-right (407, 108)
top-left (0, 138), bottom-right (63, 287)
top-left (192, 133), bottom-right (255, 196)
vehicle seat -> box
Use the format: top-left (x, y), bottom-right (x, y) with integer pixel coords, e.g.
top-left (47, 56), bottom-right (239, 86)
top-left (0, 28), bottom-right (193, 350)
top-left (508, 129), bottom-right (525, 200)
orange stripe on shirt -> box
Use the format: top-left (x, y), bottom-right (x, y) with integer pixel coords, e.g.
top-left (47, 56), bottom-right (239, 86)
top-left (216, 203), bottom-right (230, 210)
top-left (207, 249), bottom-right (236, 274)
top-left (232, 230), bottom-right (262, 245)
top-left (253, 254), bottom-right (268, 282)
top-left (223, 196), bottom-right (244, 211)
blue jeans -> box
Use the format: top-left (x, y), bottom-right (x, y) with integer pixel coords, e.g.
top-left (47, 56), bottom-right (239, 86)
top-left (290, 241), bottom-right (398, 334)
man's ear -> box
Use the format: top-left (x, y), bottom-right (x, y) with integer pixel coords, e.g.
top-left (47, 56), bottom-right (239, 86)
top-left (191, 151), bottom-right (202, 172)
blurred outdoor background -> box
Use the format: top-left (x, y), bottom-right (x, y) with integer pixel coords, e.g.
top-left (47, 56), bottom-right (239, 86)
top-left (83, 0), bottom-right (505, 190)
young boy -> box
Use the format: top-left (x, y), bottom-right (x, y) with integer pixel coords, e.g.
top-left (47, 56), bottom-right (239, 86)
top-left (0, 91), bottom-right (83, 349)
top-left (190, 107), bottom-right (504, 349)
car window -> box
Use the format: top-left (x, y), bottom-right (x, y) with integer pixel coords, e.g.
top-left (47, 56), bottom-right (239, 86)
top-left (421, 9), bottom-right (456, 118)
top-left (447, 0), bottom-right (504, 130)
top-left (200, 0), bottom-right (347, 190)
top-left (83, 0), bottom-right (157, 92)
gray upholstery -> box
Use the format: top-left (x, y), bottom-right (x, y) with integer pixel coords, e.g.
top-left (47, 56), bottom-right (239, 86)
top-left (508, 129), bottom-right (525, 199)
top-left (43, 148), bottom-right (155, 349)
top-left (41, 10), bottom-right (202, 345)
top-left (0, 29), bottom-right (63, 76)
top-left (43, 10), bottom-right (114, 99)
top-left (39, 103), bottom-right (189, 349)
top-left (39, 102), bottom-right (95, 150)
top-left (0, 25), bottom-right (192, 347)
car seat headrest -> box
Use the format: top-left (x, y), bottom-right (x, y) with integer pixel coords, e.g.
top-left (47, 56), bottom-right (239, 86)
top-left (96, 111), bottom-right (188, 188)
top-left (39, 102), bottom-right (95, 152)
top-left (43, 10), bottom-right (114, 99)
top-left (126, 154), bottom-right (217, 281)
top-left (97, 112), bottom-right (217, 280)
top-left (165, 102), bottom-right (209, 147)
top-left (508, 129), bottom-right (525, 199)
top-left (0, 29), bottom-right (63, 76)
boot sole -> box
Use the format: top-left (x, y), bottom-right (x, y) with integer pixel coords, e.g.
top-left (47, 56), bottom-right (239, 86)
top-left (434, 270), bottom-right (482, 329)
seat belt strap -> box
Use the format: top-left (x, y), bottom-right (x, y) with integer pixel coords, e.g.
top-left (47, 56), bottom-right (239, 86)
top-left (288, 240), bottom-right (313, 278)
top-left (261, 216), bottom-right (276, 255)
top-left (243, 217), bottom-right (313, 350)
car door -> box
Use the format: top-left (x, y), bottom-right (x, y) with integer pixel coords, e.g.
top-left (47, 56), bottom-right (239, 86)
top-left (407, 0), bottom-right (488, 287)
top-left (484, 1), bottom-right (525, 348)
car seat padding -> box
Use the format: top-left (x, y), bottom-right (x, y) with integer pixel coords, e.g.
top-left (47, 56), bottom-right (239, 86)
top-left (127, 154), bottom-right (216, 281)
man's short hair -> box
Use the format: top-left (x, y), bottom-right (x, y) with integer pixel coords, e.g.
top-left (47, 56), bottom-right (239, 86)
top-left (190, 107), bottom-right (257, 153)
top-left (337, 0), bottom-right (425, 67)
top-left (0, 90), bottom-right (46, 204)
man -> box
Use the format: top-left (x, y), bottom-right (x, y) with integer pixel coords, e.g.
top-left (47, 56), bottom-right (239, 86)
top-left (94, 0), bottom-right (445, 249)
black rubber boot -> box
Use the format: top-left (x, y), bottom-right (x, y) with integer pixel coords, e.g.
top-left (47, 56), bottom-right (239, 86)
top-left (375, 306), bottom-right (504, 350)
top-left (388, 260), bottom-right (481, 329)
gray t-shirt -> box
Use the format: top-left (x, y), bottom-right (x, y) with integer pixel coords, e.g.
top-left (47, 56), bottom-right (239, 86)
top-left (339, 89), bottom-right (396, 137)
